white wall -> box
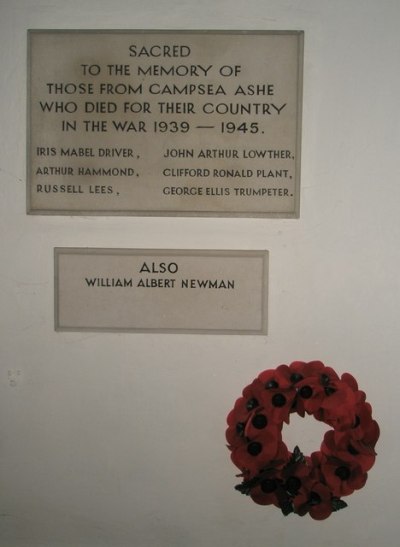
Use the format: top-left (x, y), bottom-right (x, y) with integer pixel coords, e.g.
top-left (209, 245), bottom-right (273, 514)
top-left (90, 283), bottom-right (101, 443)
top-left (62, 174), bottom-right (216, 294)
top-left (1, 1), bottom-right (399, 545)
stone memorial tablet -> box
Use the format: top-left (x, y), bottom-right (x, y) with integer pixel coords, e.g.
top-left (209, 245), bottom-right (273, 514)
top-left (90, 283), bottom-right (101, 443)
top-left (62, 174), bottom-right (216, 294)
top-left (28, 30), bottom-right (303, 217)
top-left (54, 248), bottom-right (268, 334)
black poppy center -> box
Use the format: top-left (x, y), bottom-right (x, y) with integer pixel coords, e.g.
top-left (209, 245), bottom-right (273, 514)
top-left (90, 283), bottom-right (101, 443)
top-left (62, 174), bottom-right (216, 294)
top-left (265, 380), bottom-right (279, 389)
top-left (290, 373), bottom-right (303, 383)
top-left (236, 422), bottom-right (245, 435)
top-left (246, 398), bottom-right (259, 411)
top-left (348, 443), bottom-right (359, 455)
top-left (286, 476), bottom-right (302, 494)
top-left (335, 466), bottom-right (351, 480)
top-left (272, 393), bottom-right (287, 407)
top-left (251, 414), bottom-right (268, 429)
top-left (261, 479), bottom-right (277, 493)
top-left (247, 442), bottom-right (262, 456)
top-left (309, 491), bottom-right (322, 505)
top-left (299, 385), bottom-right (313, 399)
top-left (320, 373), bottom-right (330, 386)
top-left (352, 415), bottom-right (361, 428)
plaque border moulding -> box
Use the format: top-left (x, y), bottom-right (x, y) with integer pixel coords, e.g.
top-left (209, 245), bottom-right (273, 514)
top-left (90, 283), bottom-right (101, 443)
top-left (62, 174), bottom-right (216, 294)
top-left (27, 29), bottom-right (304, 218)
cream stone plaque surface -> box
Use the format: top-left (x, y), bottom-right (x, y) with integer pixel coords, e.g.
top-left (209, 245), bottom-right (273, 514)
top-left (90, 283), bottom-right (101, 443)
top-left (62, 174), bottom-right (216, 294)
top-left (28, 30), bottom-right (303, 217)
top-left (54, 248), bottom-right (268, 334)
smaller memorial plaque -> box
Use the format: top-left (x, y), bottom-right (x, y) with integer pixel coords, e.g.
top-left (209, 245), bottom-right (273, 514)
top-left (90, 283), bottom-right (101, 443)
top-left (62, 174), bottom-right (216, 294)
top-left (28, 30), bottom-right (303, 217)
top-left (54, 248), bottom-right (268, 334)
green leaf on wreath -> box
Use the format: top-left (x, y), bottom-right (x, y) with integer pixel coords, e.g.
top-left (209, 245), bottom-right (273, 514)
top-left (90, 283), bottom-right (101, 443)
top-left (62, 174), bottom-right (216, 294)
top-left (234, 475), bottom-right (261, 495)
top-left (281, 500), bottom-right (294, 516)
top-left (291, 445), bottom-right (306, 464)
top-left (235, 482), bottom-right (253, 495)
top-left (332, 498), bottom-right (348, 512)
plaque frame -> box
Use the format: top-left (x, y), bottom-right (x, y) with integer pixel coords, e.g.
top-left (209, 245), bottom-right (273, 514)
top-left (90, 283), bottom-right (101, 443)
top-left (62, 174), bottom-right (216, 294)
top-left (54, 247), bottom-right (269, 335)
top-left (28, 29), bottom-right (303, 218)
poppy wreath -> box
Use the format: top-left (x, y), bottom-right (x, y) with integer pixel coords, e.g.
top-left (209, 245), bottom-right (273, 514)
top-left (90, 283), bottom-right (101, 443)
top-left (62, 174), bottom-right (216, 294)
top-left (226, 361), bottom-right (379, 520)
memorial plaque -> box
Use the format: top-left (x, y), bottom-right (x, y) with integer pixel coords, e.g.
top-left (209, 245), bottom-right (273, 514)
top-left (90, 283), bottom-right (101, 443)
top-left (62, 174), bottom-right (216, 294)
top-left (28, 30), bottom-right (303, 217)
top-left (54, 248), bottom-right (268, 334)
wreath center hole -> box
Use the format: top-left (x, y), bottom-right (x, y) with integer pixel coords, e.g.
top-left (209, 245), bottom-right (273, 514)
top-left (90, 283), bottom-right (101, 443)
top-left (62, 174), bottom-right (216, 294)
top-left (283, 412), bottom-right (330, 456)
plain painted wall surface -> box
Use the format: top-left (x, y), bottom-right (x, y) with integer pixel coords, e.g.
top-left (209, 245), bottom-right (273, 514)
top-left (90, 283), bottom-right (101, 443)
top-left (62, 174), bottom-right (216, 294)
top-left (0, 0), bottom-right (399, 545)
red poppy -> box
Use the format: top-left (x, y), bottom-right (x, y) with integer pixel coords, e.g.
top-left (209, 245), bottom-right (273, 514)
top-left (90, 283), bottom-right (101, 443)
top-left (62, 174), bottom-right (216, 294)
top-left (318, 380), bottom-right (358, 424)
top-left (288, 360), bottom-right (309, 377)
top-left (230, 427), bottom-right (282, 474)
top-left (257, 388), bottom-right (296, 425)
top-left (281, 457), bottom-right (314, 502)
top-left (248, 465), bottom-right (287, 507)
top-left (250, 477), bottom-right (282, 506)
top-left (243, 409), bottom-right (273, 439)
top-left (226, 380), bottom-right (265, 448)
top-left (294, 481), bottom-right (333, 520)
top-left (352, 406), bottom-right (380, 448)
top-left (319, 455), bottom-right (367, 497)
top-left (321, 430), bottom-right (376, 472)
top-left (258, 364), bottom-right (294, 390)
top-left (341, 372), bottom-right (359, 391)
top-left (295, 364), bottom-right (346, 417)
